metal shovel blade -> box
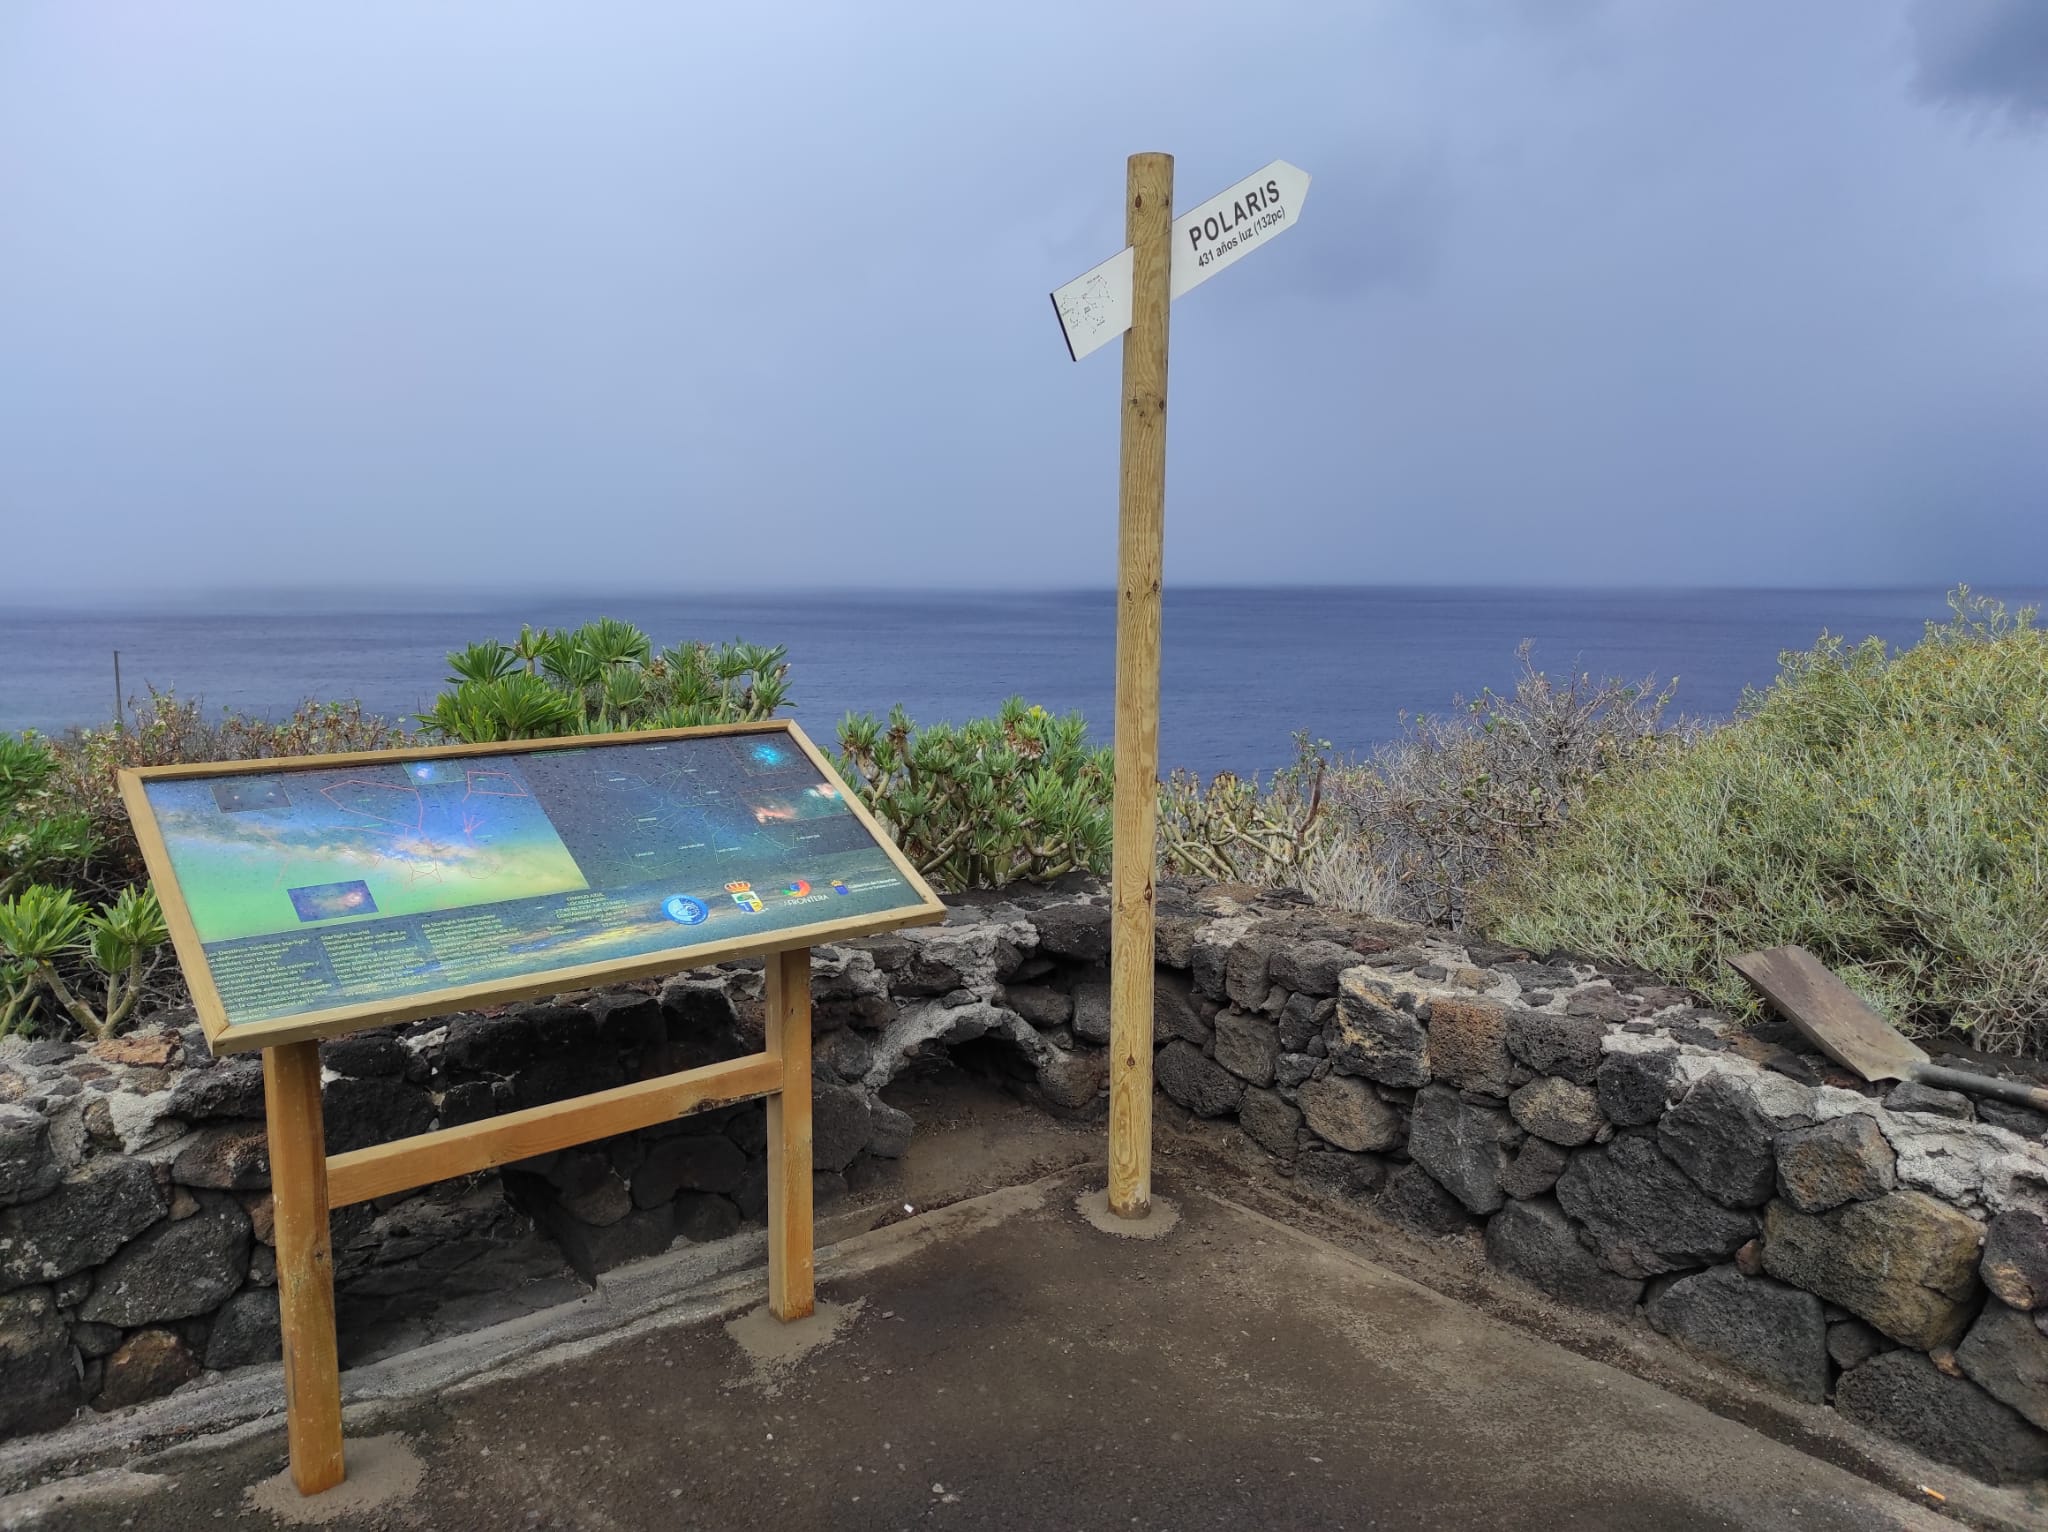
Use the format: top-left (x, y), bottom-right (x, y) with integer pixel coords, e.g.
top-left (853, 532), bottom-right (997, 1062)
top-left (1729, 945), bottom-right (2048, 1114)
top-left (1725, 946), bottom-right (1928, 1082)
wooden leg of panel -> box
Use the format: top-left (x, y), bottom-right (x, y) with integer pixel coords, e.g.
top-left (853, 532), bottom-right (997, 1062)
top-left (264, 1040), bottom-right (345, 1494)
top-left (765, 946), bottom-right (815, 1321)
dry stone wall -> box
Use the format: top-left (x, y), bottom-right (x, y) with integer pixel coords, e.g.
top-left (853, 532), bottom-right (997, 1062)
top-left (1118, 882), bottom-right (2048, 1488)
top-left (3, 877), bottom-right (2048, 1491)
top-left (0, 886), bottom-right (1075, 1440)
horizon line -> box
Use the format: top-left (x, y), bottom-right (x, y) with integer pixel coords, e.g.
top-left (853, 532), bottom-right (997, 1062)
top-left (8, 578), bottom-right (2039, 616)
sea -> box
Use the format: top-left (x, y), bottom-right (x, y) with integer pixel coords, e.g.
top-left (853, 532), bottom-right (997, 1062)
top-left (2, 587), bottom-right (2037, 780)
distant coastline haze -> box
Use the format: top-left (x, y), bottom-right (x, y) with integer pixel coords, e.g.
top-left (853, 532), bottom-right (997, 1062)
top-left (8, 586), bottom-right (2041, 779)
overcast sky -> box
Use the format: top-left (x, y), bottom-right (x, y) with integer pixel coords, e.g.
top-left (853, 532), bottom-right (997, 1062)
top-left (2, 1), bottom-right (2043, 597)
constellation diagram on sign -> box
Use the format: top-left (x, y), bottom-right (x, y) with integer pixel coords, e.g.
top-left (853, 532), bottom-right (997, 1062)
top-left (312, 770), bottom-right (537, 889)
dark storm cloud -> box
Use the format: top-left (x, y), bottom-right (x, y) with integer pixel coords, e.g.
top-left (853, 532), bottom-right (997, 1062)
top-left (1910, 0), bottom-right (2048, 123)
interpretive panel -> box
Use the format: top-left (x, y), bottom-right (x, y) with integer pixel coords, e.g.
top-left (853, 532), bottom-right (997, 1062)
top-left (122, 723), bottom-right (942, 1049)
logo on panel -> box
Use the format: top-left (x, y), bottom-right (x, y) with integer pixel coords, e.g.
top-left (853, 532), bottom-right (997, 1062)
top-left (662, 894), bottom-right (710, 925)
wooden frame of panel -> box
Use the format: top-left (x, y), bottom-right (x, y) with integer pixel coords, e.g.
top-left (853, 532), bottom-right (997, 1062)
top-left (116, 721), bottom-right (931, 1495)
top-left (117, 718), bottom-right (943, 1053)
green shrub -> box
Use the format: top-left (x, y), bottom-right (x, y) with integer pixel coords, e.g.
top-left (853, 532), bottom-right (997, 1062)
top-left (1, 733), bottom-right (94, 899)
top-left (1478, 591), bottom-right (2048, 1054)
top-left (420, 620), bottom-right (790, 742)
top-left (835, 699), bottom-right (1112, 891)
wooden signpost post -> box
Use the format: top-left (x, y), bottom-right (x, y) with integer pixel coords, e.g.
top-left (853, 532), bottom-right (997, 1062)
top-left (1052, 156), bottom-right (1311, 1219)
top-left (121, 721), bottom-right (943, 1495)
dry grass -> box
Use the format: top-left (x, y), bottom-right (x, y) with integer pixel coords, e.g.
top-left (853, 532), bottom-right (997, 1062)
top-left (1311, 649), bottom-right (1680, 926)
top-left (52, 690), bottom-right (410, 894)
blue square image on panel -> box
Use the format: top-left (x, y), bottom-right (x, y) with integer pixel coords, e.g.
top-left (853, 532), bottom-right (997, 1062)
top-left (289, 880), bottom-right (378, 922)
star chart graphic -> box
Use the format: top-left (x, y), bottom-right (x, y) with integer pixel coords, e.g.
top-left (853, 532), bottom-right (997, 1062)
top-left (149, 757), bottom-right (589, 944)
top-left (515, 736), bottom-right (872, 889)
top-left (140, 731), bottom-right (931, 1029)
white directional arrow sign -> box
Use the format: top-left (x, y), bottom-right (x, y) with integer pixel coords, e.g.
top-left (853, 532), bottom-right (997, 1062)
top-left (1050, 159), bottom-right (1310, 361)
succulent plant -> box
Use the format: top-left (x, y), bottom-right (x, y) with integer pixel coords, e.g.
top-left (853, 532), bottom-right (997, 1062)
top-left (420, 621), bottom-right (790, 741)
top-left (0, 881), bottom-right (166, 1040)
top-left (835, 698), bottom-right (1112, 891)
top-left (1157, 731), bottom-right (1333, 885)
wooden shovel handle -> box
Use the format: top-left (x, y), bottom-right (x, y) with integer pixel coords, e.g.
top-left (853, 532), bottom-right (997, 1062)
top-left (1913, 1064), bottom-right (2048, 1116)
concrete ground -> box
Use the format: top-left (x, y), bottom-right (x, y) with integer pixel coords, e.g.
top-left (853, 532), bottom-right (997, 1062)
top-left (0, 1077), bottom-right (2035, 1532)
